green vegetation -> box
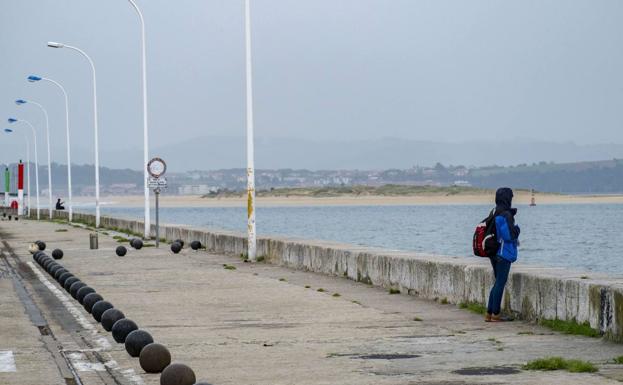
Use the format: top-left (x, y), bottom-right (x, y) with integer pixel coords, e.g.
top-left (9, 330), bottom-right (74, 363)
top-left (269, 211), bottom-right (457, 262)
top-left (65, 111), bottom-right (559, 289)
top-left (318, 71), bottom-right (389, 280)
top-left (458, 302), bottom-right (487, 315)
top-left (517, 331), bottom-right (535, 335)
top-left (317, 288), bottom-right (326, 293)
top-left (388, 288), bottom-right (401, 295)
top-left (580, 276), bottom-right (589, 279)
top-left (113, 235), bottom-right (129, 243)
top-left (523, 357), bottom-right (597, 373)
top-left (304, 285), bottom-right (311, 289)
top-left (440, 297), bottom-right (449, 305)
top-left (256, 255), bottom-right (265, 263)
top-left (539, 319), bottom-right (600, 338)
top-left (352, 300), bottom-right (361, 305)
top-left (278, 278), bottom-right (287, 282)
top-left (413, 317), bottom-right (423, 322)
top-left (203, 184), bottom-right (496, 199)
top-left (613, 356), bottom-right (623, 364)
top-left (332, 293), bottom-right (341, 297)
top-left (55, 229), bottom-right (68, 232)
top-left (223, 264), bottom-right (236, 270)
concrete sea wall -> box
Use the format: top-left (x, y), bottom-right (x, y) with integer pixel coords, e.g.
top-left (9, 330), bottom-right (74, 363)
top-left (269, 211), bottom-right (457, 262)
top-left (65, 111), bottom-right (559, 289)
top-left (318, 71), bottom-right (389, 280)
top-left (33, 209), bottom-right (623, 342)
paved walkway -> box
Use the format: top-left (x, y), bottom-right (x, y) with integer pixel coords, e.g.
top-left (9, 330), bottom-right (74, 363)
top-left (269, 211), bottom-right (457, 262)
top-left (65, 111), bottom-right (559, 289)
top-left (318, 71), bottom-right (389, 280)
top-left (1, 219), bottom-right (623, 385)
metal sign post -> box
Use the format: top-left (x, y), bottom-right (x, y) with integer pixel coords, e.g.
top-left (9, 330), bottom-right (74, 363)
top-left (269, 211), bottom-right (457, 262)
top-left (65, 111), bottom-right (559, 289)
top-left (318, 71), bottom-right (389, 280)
top-left (147, 157), bottom-right (167, 247)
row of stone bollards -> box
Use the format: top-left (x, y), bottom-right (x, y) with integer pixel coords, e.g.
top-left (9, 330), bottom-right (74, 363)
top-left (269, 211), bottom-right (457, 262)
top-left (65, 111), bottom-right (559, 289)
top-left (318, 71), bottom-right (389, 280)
top-left (30, 241), bottom-right (211, 385)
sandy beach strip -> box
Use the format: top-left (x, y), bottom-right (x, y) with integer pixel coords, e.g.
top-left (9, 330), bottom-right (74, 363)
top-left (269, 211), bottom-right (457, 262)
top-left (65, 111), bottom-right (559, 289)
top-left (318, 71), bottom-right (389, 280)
top-left (71, 192), bottom-right (623, 208)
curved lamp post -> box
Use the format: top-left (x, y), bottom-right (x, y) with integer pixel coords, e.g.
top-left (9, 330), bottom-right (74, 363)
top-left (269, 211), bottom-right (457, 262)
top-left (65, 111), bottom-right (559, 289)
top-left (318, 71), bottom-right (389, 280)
top-left (8, 118), bottom-right (39, 219)
top-left (125, 0), bottom-right (151, 239)
top-left (245, 0), bottom-right (257, 261)
top-left (47, 42), bottom-right (100, 227)
top-left (15, 99), bottom-right (53, 219)
top-left (4, 128), bottom-right (31, 217)
top-left (28, 75), bottom-right (73, 222)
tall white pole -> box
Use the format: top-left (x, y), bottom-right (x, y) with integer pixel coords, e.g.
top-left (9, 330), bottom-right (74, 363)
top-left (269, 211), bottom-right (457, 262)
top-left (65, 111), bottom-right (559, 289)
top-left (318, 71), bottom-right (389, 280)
top-left (245, 0), bottom-right (257, 261)
top-left (24, 101), bottom-right (53, 218)
top-left (40, 77), bottom-right (73, 222)
top-left (25, 137), bottom-right (31, 217)
top-left (126, 0), bottom-right (151, 239)
top-left (62, 44), bottom-right (100, 228)
top-left (17, 120), bottom-right (39, 220)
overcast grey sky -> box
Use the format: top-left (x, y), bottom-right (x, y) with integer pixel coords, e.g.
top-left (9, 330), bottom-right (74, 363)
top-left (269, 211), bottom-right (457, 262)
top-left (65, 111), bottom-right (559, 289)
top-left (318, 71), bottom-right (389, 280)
top-left (1, 0), bottom-right (623, 168)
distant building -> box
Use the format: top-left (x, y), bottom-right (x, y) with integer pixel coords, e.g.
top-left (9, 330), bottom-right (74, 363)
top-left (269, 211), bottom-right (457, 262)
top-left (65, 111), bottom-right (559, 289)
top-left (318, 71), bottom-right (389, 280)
top-left (178, 184), bottom-right (216, 195)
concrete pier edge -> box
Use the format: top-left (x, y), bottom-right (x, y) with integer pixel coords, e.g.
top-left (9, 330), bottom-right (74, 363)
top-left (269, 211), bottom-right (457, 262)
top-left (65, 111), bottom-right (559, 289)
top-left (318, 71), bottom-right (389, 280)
top-left (29, 209), bottom-right (623, 342)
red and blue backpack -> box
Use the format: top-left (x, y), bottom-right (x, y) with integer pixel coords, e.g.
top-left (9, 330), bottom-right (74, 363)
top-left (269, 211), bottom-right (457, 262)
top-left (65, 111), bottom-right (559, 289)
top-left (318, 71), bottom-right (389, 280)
top-left (473, 209), bottom-right (498, 257)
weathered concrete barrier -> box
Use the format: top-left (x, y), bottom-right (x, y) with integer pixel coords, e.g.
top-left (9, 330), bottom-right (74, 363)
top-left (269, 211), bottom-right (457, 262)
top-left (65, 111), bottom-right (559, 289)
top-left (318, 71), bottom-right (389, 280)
top-left (36, 209), bottom-right (623, 342)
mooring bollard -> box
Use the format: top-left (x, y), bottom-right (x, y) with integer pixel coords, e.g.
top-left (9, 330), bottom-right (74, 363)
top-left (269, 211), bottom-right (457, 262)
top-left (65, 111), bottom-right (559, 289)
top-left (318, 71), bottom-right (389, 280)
top-left (125, 329), bottom-right (154, 357)
top-left (89, 233), bottom-right (99, 249)
top-left (160, 363), bottom-right (196, 385)
top-left (112, 318), bottom-right (138, 343)
top-left (139, 343), bottom-right (171, 373)
top-left (101, 308), bottom-right (125, 331)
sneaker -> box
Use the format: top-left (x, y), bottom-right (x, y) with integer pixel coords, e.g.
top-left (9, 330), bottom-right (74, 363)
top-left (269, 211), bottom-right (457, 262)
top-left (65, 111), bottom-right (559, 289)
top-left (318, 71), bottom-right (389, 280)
top-left (490, 314), bottom-right (514, 322)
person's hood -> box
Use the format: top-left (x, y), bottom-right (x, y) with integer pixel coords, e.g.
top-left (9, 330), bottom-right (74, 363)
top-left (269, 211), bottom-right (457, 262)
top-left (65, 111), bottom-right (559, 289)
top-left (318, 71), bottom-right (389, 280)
top-left (495, 187), bottom-right (514, 212)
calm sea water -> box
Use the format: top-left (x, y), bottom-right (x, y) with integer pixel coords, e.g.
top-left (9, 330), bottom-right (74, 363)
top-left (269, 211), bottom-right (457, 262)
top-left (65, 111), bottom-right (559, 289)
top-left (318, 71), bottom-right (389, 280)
top-left (91, 203), bottom-right (621, 275)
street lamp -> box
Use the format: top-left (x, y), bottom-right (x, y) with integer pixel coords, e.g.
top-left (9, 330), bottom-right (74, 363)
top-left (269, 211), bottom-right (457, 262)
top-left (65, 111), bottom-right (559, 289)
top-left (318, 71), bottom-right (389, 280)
top-left (47, 42), bottom-right (101, 227)
top-left (245, 0), bottom-right (257, 261)
top-left (27, 75), bottom-right (73, 222)
top-left (4, 128), bottom-right (31, 217)
top-left (125, 0), bottom-right (151, 239)
top-left (8, 118), bottom-right (39, 219)
top-left (15, 98), bottom-right (53, 219)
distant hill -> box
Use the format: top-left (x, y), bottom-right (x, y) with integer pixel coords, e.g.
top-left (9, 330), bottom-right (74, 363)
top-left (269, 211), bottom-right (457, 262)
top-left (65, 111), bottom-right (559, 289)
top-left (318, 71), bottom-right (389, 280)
top-left (35, 136), bottom-right (623, 172)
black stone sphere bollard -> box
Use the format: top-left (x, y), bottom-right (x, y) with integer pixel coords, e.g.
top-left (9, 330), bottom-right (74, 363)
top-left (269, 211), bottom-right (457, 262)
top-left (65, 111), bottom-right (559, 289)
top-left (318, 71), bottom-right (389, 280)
top-left (139, 343), bottom-right (171, 373)
top-left (170, 242), bottom-right (182, 254)
top-left (116, 245), bottom-right (127, 257)
top-left (33, 251), bottom-right (45, 261)
top-left (52, 249), bottom-right (64, 260)
top-left (111, 318), bottom-right (138, 343)
top-left (77, 286), bottom-right (96, 304)
top-left (54, 268), bottom-right (68, 280)
top-left (43, 259), bottom-right (56, 270)
top-left (83, 293), bottom-right (104, 313)
top-left (101, 308), bottom-right (125, 331)
top-left (125, 329), bottom-right (154, 357)
top-left (91, 301), bottom-right (114, 322)
top-left (35, 240), bottom-right (46, 251)
top-left (58, 272), bottom-right (74, 286)
top-left (131, 239), bottom-right (143, 250)
top-left (190, 241), bottom-right (201, 250)
top-left (49, 265), bottom-right (62, 276)
top-left (64, 277), bottom-right (80, 292)
top-left (174, 239), bottom-right (184, 248)
top-left (37, 255), bottom-right (50, 265)
top-left (70, 281), bottom-right (87, 299)
top-left (159, 363), bottom-right (196, 385)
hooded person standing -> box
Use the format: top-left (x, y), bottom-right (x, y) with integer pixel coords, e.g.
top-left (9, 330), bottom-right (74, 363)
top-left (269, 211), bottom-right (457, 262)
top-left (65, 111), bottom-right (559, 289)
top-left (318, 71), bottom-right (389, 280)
top-left (486, 187), bottom-right (520, 322)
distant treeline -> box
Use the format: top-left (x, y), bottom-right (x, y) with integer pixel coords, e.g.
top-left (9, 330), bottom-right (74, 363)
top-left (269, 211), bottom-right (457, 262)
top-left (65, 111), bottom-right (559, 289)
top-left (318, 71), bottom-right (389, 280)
top-left (469, 161), bottom-right (623, 193)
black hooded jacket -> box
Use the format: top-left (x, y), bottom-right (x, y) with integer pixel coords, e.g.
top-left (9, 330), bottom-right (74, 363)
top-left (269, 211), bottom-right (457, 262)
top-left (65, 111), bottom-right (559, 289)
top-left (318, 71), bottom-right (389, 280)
top-left (493, 188), bottom-right (520, 261)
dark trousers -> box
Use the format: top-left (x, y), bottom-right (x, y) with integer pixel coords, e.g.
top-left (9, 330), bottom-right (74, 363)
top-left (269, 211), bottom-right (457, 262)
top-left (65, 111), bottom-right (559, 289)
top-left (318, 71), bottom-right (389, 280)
top-left (487, 256), bottom-right (511, 315)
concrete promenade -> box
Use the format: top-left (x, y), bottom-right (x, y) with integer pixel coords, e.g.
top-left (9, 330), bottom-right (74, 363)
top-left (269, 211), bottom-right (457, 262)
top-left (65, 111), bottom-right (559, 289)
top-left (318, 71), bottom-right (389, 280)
top-left (1, 219), bottom-right (623, 384)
